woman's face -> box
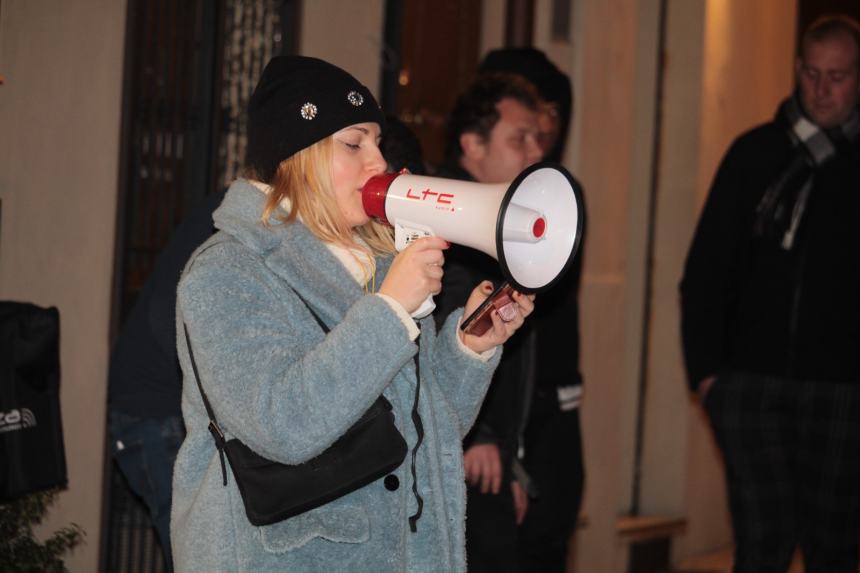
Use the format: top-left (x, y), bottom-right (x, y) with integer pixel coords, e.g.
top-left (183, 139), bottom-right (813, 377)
top-left (331, 122), bottom-right (386, 228)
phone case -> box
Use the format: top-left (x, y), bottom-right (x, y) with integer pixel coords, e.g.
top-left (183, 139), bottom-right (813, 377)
top-left (461, 284), bottom-right (515, 336)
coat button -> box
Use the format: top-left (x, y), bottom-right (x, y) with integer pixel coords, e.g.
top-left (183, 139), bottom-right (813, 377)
top-left (384, 474), bottom-right (399, 491)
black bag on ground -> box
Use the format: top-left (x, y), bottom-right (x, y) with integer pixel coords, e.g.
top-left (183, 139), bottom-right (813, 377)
top-left (182, 323), bottom-right (408, 526)
top-left (0, 302), bottom-right (67, 502)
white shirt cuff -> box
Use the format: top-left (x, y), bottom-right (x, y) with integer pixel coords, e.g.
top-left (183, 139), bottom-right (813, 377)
top-left (375, 294), bottom-right (420, 341)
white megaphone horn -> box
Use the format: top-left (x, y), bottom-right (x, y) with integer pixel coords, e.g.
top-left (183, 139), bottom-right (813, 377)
top-left (362, 162), bottom-right (584, 317)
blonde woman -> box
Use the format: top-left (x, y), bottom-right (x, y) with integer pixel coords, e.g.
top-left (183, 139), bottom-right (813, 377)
top-left (171, 56), bottom-right (534, 572)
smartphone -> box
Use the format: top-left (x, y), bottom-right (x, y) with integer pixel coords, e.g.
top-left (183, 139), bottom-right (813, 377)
top-left (460, 282), bottom-right (516, 336)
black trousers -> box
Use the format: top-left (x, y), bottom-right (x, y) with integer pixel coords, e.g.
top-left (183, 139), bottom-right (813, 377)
top-left (465, 477), bottom-right (518, 573)
top-left (705, 372), bottom-right (860, 573)
top-left (518, 391), bottom-right (584, 573)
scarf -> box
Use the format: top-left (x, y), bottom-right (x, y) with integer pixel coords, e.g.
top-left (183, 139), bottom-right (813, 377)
top-left (754, 93), bottom-right (860, 250)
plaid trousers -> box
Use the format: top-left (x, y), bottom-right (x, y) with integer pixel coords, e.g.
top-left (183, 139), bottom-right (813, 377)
top-left (705, 372), bottom-right (860, 573)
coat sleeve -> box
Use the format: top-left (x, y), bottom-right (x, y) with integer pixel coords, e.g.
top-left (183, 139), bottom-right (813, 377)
top-left (177, 242), bottom-right (417, 465)
top-left (427, 310), bottom-right (501, 438)
top-left (432, 245), bottom-right (515, 443)
top-left (679, 138), bottom-right (751, 392)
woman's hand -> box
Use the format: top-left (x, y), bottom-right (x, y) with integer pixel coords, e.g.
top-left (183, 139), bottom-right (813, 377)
top-left (460, 281), bottom-right (535, 354)
top-left (378, 237), bottom-right (449, 314)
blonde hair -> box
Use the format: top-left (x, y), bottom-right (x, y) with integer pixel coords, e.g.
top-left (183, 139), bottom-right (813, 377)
top-left (257, 136), bottom-right (396, 258)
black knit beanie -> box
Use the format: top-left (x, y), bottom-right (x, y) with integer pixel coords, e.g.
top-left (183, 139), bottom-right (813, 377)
top-left (245, 56), bottom-right (386, 183)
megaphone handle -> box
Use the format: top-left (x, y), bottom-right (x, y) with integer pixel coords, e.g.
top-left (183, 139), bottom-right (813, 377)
top-left (412, 295), bottom-right (436, 319)
top-left (392, 222), bottom-right (437, 319)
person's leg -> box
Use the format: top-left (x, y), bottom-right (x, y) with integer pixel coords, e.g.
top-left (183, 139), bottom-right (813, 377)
top-left (796, 380), bottom-right (860, 573)
top-left (109, 412), bottom-right (185, 569)
top-left (704, 373), bottom-right (797, 573)
top-left (517, 391), bottom-right (584, 573)
top-left (465, 482), bottom-right (519, 573)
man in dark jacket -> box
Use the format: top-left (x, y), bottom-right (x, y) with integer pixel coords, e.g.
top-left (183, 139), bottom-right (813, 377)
top-left (477, 48), bottom-right (586, 573)
top-left (107, 189), bottom-right (224, 568)
top-left (680, 15), bottom-right (860, 573)
top-left (436, 64), bottom-right (586, 572)
top-left (434, 72), bottom-right (542, 573)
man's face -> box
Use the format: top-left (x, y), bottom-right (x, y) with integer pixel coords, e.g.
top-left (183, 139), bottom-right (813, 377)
top-left (466, 97), bottom-right (542, 184)
top-left (796, 33), bottom-right (860, 129)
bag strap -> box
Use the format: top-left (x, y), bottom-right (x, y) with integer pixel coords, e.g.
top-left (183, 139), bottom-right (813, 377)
top-left (181, 291), bottom-right (333, 487)
top-left (182, 323), bottom-right (230, 486)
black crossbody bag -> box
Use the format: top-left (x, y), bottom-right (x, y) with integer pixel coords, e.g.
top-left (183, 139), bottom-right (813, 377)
top-left (182, 300), bottom-right (408, 527)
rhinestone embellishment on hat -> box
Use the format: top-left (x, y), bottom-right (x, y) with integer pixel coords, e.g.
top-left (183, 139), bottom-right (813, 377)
top-left (300, 102), bottom-right (318, 120)
top-left (347, 91), bottom-right (364, 107)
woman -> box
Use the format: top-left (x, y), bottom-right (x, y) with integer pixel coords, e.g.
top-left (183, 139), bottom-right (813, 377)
top-left (171, 56), bottom-right (534, 572)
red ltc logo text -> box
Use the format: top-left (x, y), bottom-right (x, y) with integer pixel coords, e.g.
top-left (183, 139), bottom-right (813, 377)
top-left (406, 188), bottom-right (454, 205)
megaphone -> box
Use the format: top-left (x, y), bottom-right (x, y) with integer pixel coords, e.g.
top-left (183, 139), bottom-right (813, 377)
top-left (362, 162), bottom-right (584, 315)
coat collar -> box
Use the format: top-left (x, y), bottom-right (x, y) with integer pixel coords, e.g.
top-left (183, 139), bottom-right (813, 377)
top-left (213, 179), bottom-right (393, 328)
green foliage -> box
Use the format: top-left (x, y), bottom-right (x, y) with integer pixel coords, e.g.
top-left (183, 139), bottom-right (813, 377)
top-left (0, 489), bottom-right (85, 573)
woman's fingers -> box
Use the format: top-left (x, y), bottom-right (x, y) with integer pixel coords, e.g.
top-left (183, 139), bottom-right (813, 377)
top-left (512, 291), bottom-right (535, 317)
top-left (378, 237), bottom-right (449, 312)
top-left (462, 281), bottom-right (494, 318)
top-left (413, 238), bottom-right (446, 294)
top-left (426, 263), bottom-right (444, 280)
top-left (409, 236), bottom-right (449, 256)
top-left (460, 283), bottom-right (539, 353)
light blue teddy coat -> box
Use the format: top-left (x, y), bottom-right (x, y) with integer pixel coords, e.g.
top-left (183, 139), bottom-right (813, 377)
top-left (171, 180), bottom-right (501, 572)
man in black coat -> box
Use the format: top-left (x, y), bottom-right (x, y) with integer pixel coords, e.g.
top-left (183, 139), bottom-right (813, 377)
top-left (435, 63), bottom-right (586, 573)
top-left (680, 15), bottom-right (860, 573)
top-left (107, 189), bottom-right (224, 568)
top-left (434, 72), bottom-right (542, 573)
top-left (477, 48), bottom-right (587, 573)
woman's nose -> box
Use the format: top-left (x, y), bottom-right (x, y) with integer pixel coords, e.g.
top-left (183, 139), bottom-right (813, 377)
top-left (368, 147), bottom-right (387, 174)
